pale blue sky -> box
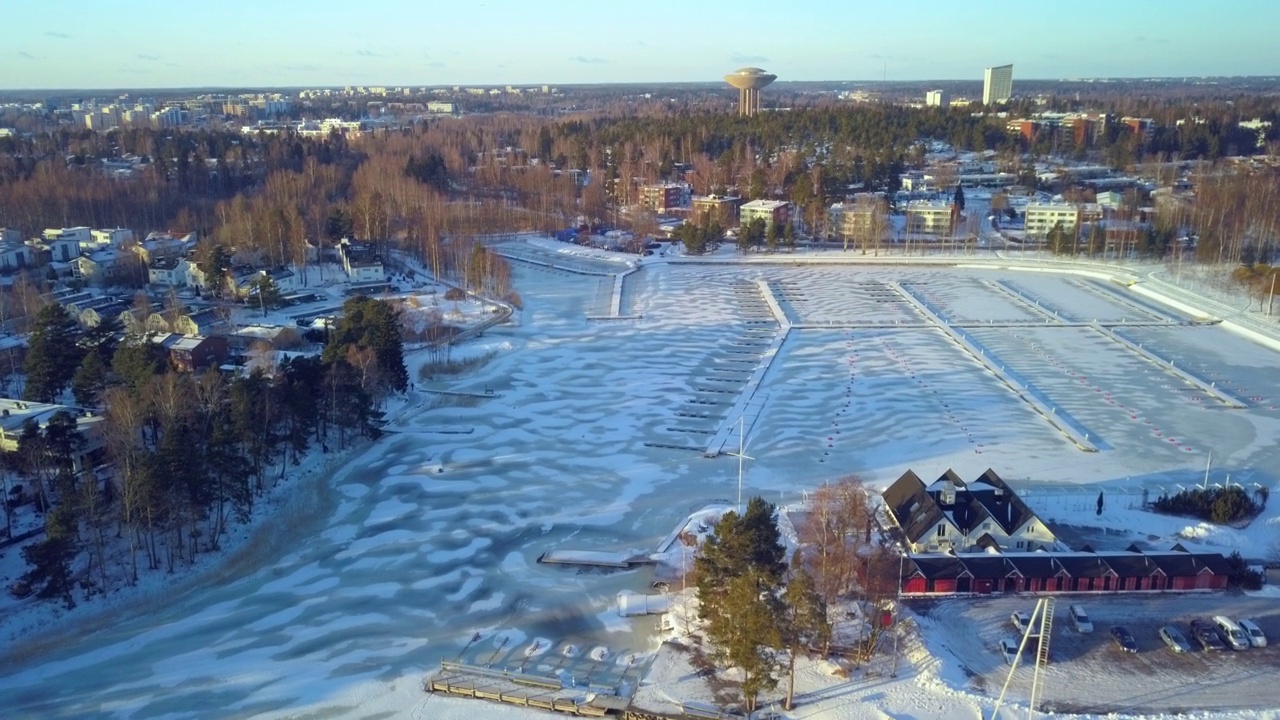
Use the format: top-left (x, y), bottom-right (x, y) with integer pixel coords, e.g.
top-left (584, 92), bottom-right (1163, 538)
top-left (4, 0), bottom-right (1279, 89)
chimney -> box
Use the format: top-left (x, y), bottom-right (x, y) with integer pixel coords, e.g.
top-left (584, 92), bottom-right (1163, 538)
top-left (940, 481), bottom-right (956, 507)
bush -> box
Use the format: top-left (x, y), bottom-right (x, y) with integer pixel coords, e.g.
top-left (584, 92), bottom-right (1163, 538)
top-left (1152, 487), bottom-right (1260, 524)
top-left (443, 287), bottom-right (466, 301)
top-left (502, 291), bottom-right (523, 310)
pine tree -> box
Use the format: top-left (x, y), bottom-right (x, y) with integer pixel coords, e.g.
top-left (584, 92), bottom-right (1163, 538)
top-left (112, 340), bottom-right (168, 392)
top-left (23, 304), bottom-right (84, 403)
top-left (207, 244), bottom-right (233, 297)
top-left (324, 296), bottom-right (408, 395)
top-left (717, 569), bottom-right (784, 712)
top-left (695, 497), bottom-right (789, 711)
top-left (71, 350), bottom-right (109, 407)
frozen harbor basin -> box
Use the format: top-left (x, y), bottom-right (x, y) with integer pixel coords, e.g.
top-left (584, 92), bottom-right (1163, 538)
top-left (2, 260), bottom-right (1280, 719)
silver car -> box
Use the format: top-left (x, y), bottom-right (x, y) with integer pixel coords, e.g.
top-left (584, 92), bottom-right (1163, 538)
top-left (1159, 625), bottom-right (1192, 653)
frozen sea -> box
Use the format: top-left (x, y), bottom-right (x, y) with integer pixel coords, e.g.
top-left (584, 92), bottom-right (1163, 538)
top-left (2, 259), bottom-right (1280, 719)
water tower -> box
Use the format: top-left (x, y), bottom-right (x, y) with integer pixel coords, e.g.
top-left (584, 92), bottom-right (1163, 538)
top-left (724, 67), bottom-right (776, 117)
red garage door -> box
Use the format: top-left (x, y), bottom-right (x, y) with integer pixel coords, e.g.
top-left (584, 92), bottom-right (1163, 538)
top-left (932, 579), bottom-right (957, 594)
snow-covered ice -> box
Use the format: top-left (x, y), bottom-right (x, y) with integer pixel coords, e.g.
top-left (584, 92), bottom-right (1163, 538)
top-left (1, 259), bottom-right (1280, 719)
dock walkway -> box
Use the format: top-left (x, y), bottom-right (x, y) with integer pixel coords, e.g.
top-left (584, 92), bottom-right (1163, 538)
top-left (425, 661), bottom-right (629, 717)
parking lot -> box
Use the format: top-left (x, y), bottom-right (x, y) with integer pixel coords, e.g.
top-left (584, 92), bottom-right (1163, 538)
top-left (913, 592), bottom-right (1280, 715)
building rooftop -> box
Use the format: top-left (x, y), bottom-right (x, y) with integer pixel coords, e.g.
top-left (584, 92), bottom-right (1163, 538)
top-left (740, 199), bottom-right (789, 210)
top-left (0, 398), bottom-right (100, 435)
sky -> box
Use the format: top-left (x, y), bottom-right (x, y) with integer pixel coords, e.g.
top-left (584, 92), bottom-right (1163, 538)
top-left (4, 0), bottom-right (1280, 89)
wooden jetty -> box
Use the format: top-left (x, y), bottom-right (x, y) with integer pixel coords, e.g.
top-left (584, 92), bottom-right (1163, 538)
top-left (537, 550), bottom-right (657, 570)
top-left (424, 661), bottom-right (631, 716)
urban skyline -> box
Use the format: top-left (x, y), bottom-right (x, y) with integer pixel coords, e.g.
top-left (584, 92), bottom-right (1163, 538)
top-left (4, 0), bottom-right (1280, 89)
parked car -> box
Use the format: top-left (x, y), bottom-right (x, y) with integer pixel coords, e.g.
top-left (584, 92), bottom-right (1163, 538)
top-left (1068, 604), bottom-right (1094, 633)
top-left (999, 638), bottom-right (1020, 665)
top-left (1159, 625), bottom-right (1192, 653)
top-left (1213, 616), bottom-right (1251, 651)
top-left (1011, 611), bottom-right (1039, 636)
top-left (1190, 619), bottom-right (1227, 651)
top-left (1110, 625), bottom-right (1138, 653)
top-left (1238, 619), bottom-right (1268, 648)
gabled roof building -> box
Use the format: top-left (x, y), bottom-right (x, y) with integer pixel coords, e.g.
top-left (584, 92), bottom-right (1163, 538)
top-left (882, 469), bottom-right (1058, 554)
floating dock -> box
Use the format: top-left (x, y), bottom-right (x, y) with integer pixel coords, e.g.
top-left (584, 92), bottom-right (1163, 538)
top-left (424, 661), bottom-right (630, 717)
top-left (538, 550), bottom-right (657, 570)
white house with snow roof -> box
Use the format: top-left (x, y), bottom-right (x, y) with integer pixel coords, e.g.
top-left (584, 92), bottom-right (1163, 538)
top-left (882, 469), bottom-right (1060, 554)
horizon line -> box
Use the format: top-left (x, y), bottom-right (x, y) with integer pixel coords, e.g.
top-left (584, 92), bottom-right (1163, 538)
top-left (3, 74), bottom-right (1279, 94)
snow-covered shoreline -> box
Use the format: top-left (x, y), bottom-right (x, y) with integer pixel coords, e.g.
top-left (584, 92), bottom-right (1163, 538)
top-left (0, 379), bottom-right (436, 662)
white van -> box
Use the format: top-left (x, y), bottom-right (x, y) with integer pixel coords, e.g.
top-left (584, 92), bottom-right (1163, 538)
top-left (1068, 604), bottom-right (1094, 633)
top-left (1213, 616), bottom-right (1250, 651)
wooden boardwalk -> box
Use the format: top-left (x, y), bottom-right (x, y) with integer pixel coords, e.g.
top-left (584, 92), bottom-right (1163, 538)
top-left (424, 661), bottom-right (630, 716)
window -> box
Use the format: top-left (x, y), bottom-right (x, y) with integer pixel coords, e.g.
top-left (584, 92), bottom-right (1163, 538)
top-left (937, 524), bottom-right (946, 537)
top-left (1016, 541), bottom-right (1025, 549)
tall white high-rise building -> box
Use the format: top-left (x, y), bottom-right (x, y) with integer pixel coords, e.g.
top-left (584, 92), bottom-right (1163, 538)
top-left (926, 90), bottom-right (949, 108)
top-left (983, 64), bottom-right (1014, 105)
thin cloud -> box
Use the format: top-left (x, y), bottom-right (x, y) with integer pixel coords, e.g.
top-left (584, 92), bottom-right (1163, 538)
top-left (570, 55), bottom-right (608, 65)
top-left (136, 53), bottom-right (161, 61)
top-left (427, 61), bottom-right (446, 69)
top-left (44, 31), bottom-right (71, 39)
top-left (18, 51), bottom-right (37, 60)
top-left (731, 53), bottom-right (769, 64)
top-left (356, 49), bottom-right (380, 58)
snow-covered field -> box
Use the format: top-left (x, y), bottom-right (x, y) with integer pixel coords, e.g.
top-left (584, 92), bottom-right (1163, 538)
top-left (1, 258), bottom-right (1279, 719)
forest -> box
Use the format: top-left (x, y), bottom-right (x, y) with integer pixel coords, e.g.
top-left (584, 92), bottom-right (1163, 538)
top-left (6, 295), bottom-right (403, 606)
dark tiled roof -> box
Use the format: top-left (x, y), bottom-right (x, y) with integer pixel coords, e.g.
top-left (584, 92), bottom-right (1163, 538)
top-left (906, 555), bottom-right (970, 580)
top-left (1104, 553), bottom-right (1164, 577)
top-left (959, 555), bottom-right (1021, 578)
top-left (905, 551), bottom-right (1230, 581)
top-left (1054, 554), bottom-right (1116, 578)
top-left (883, 470), bottom-right (943, 544)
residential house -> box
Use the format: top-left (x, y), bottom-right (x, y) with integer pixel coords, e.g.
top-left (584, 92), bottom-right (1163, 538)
top-left (739, 200), bottom-right (791, 233)
top-left (904, 201), bottom-right (956, 236)
top-left (690, 195), bottom-right (742, 227)
top-left (89, 228), bottom-right (134, 250)
top-left (1025, 203), bottom-right (1082, 239)
top-left (168, 335), bottom-right (229, 372)
top-left (185, 260), bottom-right (218, 292)
top-left (230, 267), bottom-right (300, 298)
top-left (339, 239), bottom-right (385, 283)
top-left (0, 239), bottom-right (36, 272)
top-left (174, 308), bottom-right (228, 337)
top-left (228, 324), bottom-right (300, 353)
top-left (131, 232), bottom-right (195, 264)
top-left (640, 183), bottom-right (685, 213)
top-left (148, 257), bottom-right (190, 286)
top-left (41, 228), bottom-right (91, 262)
top-left (0, 398), bottom-right (105, 470)
top-left (881, 469), bottom-right (1059, 554)
top-left (828, 196), bottom-right (888, 245)
top-left (75, 248), bottom-right (129, 284)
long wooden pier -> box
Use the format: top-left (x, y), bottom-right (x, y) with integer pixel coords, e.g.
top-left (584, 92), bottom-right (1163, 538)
top-left (424, 661), bottom-right (631, 716)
